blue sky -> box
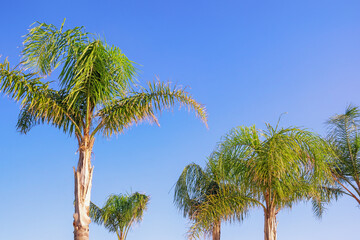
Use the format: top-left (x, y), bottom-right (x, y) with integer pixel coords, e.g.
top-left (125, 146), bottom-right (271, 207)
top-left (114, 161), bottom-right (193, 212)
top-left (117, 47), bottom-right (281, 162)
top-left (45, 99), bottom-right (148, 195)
top-left (0, 0), bottom-right (360, 239)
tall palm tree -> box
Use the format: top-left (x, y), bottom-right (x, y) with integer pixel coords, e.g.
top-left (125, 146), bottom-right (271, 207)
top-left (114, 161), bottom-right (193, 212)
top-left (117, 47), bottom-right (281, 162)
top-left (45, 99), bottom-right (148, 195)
top-left (0, 21), bottom-right (207, 240)
top-left (204, 123), bottom-right (335, 240)
top-left (326, 105), bottom-right (360, 205)
top-left (174, 161), bottom-right (247, 240)
top-left (90, 192), bottom-right (149, 240)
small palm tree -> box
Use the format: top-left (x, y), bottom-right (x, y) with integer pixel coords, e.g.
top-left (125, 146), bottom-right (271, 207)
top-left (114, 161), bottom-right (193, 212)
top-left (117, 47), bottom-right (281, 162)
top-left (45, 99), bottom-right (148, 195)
top-left (90, 192), bottom-right (149, 240)
top-left (204, 123), bottom-right (335, 240)
top-left (174, 162), bottom-right (247, 240)
top-left (326, 105), bottom-right (360, 205)
top-left (0, 21), bottom-right (207, 240)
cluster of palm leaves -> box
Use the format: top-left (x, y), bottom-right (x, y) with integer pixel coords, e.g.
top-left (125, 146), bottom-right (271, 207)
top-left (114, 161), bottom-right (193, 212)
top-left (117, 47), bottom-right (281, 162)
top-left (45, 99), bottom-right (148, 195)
top-left (326, 106), bottom-right (360, 204)
top-left (90, 193), bottom-right (149, 240)
top-left (174, 122), bottom-right (349, 240)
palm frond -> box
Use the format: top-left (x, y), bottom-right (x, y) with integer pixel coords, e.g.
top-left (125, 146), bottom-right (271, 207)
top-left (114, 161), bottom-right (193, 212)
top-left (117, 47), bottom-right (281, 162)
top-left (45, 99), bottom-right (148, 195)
top-left (93, 81), bottom-right (207, 137)
top-left (0, 59), bottom-right (82, 135)
top-left (326, 105), bottom-right (360, 205)
top-left (22, 20), bottom-right (89, 76)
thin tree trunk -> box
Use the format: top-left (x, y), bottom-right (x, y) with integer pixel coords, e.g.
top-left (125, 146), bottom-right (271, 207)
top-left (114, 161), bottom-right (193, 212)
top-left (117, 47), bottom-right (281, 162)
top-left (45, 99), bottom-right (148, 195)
top-left (212, 220), bottom-right (221, 240)
top-left (264, 207), bottom-right (277, 240)
top-left (73, 138), bottom-right (95, 240)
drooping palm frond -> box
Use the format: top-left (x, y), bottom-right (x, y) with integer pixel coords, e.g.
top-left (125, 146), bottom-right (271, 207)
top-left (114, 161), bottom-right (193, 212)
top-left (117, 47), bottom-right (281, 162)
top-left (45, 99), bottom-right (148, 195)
top-left (311, 185), bottom-right (342, 218)
top-left (0, 59), bottom-right (82, 136)
top-left (93, 81), bottom-right (207, 137)
top-left (326, 105), bottom-right (360, 205)
top-left (90, 193), bottom-right (149, 240)
top-left (174, 164), bottom-right (209, 219)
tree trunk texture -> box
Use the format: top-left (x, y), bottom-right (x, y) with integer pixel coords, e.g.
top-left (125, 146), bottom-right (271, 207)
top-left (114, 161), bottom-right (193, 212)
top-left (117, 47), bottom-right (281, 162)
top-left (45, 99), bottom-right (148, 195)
top-left (264, 208), bottom-right (278, 240)
top-left (73, 138), bottom-right (95, 240)
top-left (212, 221), bottom-right (221, 240)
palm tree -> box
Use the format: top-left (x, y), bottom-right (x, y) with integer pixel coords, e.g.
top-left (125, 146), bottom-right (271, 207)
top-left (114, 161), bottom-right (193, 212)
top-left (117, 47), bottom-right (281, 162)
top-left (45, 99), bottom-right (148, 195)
top-left (326, 105), bottom-right (360, 205)
top-left (0, 21), bottom-right (207, 240)
top-left (174, 162), bottom-right (247, 240)
top-left (206, 123), bottom-right (334, 240)
top-left (90, 192), bottom-right (149, 240)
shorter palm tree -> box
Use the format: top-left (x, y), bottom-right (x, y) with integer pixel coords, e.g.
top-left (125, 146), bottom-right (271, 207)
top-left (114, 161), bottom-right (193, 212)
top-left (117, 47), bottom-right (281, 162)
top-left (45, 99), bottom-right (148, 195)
top-left (90, 192), bottom-right (149, 240)
top-left (174, 162), bottom-right (247, 240)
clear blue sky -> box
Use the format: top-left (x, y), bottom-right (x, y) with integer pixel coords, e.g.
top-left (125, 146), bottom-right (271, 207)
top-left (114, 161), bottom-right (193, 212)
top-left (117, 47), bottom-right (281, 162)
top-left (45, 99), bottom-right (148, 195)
top-left (0, 0), bottom-right (359, 239)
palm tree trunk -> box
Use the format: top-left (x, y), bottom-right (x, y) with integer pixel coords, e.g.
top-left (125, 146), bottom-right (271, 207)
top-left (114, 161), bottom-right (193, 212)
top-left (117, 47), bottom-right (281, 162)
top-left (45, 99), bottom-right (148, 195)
top-left (116, 231), bottom-right (124, 240)
top-left (212, 220), bottom-right (221, 240)
top-left (264, 207), bottom-right (277, 240)
top-left (73, 138), bottom-right (95, 240)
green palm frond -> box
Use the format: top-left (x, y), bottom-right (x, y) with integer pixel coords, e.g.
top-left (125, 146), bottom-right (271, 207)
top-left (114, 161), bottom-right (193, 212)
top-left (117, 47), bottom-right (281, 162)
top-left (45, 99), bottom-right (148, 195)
top-left (311, 186), bottom-right (342, 218)
top-left (62, 40), bottom-right (136, 109)
top-left (0, 59), bottom-right (82, 135)
top-left (326, 105), bottom-right (360, 205)
top-left (94, 81), bottom-right (207, 137)
top-left (174, 163), bottom-right (208, 219)
top-left (22, 20), bottom-right (89, 76)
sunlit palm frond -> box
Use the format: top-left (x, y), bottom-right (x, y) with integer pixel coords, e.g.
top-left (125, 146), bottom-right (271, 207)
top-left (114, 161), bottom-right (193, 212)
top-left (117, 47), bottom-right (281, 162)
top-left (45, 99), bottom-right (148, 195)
top-left (22, 20), bottom-right (89, 76)
top-left (94, 81), bottom-right (207, 137)
top-left (0, 59), bottom-right (82, 135)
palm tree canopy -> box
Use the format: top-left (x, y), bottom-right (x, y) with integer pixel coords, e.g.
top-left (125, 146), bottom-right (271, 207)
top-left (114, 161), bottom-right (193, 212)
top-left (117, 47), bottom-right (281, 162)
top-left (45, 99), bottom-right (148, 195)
top-left (174, 161), bottom-right (248, 239)
top-left (90, 193), bottom-right (149, 239)
top-left (190, 122), bottom-right (339, 227)
top-left (216, 124), bottom-right (335, 207)
top-left (0, 21), bottom-right (207, 141)
top-left (326, 105), bottom-right (360, 204)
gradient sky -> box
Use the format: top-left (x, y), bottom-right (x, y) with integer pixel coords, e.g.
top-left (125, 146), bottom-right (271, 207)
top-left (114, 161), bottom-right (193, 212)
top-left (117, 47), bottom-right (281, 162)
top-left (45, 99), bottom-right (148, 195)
top-left (0, 1), bottom-right (360, 240)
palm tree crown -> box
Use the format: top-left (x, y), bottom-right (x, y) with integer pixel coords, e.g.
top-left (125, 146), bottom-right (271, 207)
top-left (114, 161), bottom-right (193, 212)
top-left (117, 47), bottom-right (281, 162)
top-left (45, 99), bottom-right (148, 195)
top-left (174, 161), bottom-right (247, 240)
top-left (90, 193), bottom-right (149, 240)
top-left (0, 21), bottom-right (207, 139)
top-left (326, 105), bottom-right (360, 205)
